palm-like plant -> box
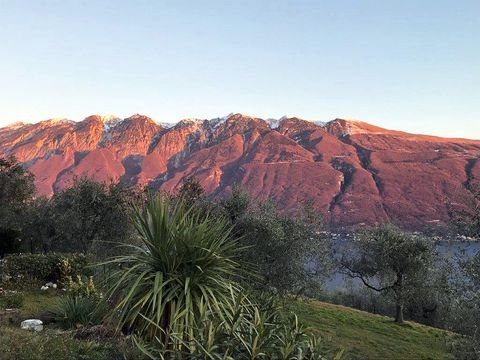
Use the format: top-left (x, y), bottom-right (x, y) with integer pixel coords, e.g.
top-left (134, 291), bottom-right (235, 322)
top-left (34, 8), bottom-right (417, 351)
top-left (103, 194), bottom-right (245, 350)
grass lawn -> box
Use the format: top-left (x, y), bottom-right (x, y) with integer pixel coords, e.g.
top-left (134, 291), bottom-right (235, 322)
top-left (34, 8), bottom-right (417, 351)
top-left (0, 290), bottom-right (144, 360)
top-left (0, 326), bottom-right (142, 360)
top-left (20, 290), bottom-right (62, 315)
top-left (289, 298), bottom-right (455, 360)
top-left (0, 291), bottom-right (457, 359)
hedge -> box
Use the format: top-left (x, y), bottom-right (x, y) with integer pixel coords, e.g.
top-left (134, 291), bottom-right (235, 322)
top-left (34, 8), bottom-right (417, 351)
top-left (1, 253), bottom-right (90, 283)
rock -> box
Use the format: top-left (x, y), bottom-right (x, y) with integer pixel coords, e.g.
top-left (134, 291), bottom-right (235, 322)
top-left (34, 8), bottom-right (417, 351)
top-left (26, 310), bottom-right (57, 325)
top-left (52, 283), bottom-right (57, 289)
top-left (45, 282), bottom-right (54, 287)
top-left (21, 319), bottom-right (43, 331)
top-left (40, 286), bottom-right (48, 291)
top-left (2, 114), bottom-right (479, 229)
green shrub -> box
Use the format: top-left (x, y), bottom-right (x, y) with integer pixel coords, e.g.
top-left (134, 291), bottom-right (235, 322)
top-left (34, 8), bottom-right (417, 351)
top-left (0, 278), bottom-right (43, 291)
top-left (0, 291), bottom-right (24, 309)
top-left (136, 292), bottom-right (325, 359)
top-left (2, 253), bottom-right (90, 284)
top-left (56, 295), bottom-right (108, 329)
top-left (56, 275), bottom-right (107, 329)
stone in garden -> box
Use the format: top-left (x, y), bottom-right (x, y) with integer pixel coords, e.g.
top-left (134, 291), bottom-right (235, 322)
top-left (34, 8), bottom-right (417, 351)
top-left (45, 282), bottom-right (54, 287)
top-left (21, 319), bottom-right (43, 331)
top-left (52, 284), bottom-right (57, 289)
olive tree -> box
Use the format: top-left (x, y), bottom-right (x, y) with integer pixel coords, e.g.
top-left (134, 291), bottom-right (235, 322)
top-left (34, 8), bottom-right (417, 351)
top-left (449, 251), bottom-right (480, 359)
top-left (50, 177), bottom-right (137, 255)
top-left (21, 196), bottom-right (56, 253)
top-left (221, 188), bottom-right (331, 295)
top-left (464, 252), bottom-right (480, 357)
top-left (0, 156), bottom-right (35, 256)
top-left (445, 182), bottom-right (480, 358)
top-left (341, 225), bottom-right (436, 323)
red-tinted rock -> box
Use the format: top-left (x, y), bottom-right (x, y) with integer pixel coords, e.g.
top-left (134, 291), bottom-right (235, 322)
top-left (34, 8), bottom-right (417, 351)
top-left (1, 113), bottom-right (479, 229)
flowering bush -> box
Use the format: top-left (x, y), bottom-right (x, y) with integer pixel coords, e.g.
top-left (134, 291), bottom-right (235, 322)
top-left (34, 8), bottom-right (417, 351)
top-left (65, 275), bottom-right (99, 299)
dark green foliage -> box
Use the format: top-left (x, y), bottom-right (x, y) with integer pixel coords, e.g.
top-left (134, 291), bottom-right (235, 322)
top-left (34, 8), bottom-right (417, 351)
top-left (2, 253), bottom-right (89, 283)
top-left (56, 294), bottom-right (108, 329)
top-left (49, 177), bottom-right (137, 255)
top-left (0, 156), bottom-right (35, 257)
top-left (0, 228), bottom-right (22, 257)
top-left (0, 161), bottom-right (138, 257)
top-left (221, 184), bottom-right (250, 223)
top-left (448, 251), bottom-right (480, 359)
top-left (176, 176), bottom-right (206, 208)
top-left (224, 194), bottom-right (330, 295)
top-left (0, 156), bottom-right (35, 223)
top-left (21, 196), bottom-right (56, 253)
top-left (341, 225), bottom-right (436, 323)
top-left (445, 182), bottom-right (480, 358)
top-left (404, 258), bottom-right (454, 328)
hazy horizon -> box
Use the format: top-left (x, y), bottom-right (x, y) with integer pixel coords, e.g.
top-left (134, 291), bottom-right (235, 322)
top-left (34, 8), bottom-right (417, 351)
top-left (1, 1), bottom-right (479, 138)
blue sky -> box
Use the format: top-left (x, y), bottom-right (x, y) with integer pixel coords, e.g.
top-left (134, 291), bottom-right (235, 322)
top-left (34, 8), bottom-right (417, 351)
top-left (0, 0), bottom-right (479, 138)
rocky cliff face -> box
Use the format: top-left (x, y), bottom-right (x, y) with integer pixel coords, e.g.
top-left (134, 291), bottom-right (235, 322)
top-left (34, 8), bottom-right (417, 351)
top-left (1, 113), bottom-right (479, 229)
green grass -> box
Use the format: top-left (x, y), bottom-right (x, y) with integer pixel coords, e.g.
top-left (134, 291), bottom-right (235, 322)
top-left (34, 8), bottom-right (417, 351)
top-left (0, 290), bottom-right (457, 359)
top-left (20, 290), bottom-right (62, 315)
top-left (0, 327), bottom-right (142, 360)
top-left (289, 298), bottom-right (454, 360)
top-left (0, 291), bottom-right (143, 360)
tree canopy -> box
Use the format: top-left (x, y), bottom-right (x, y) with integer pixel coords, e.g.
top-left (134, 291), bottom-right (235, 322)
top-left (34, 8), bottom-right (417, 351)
top-left (341, 225), bottom-right (436, 323)
top-left (0, 156), bottom-right (35, 256)
top-left (220, 186), bottom-right (331, 295)
top-left (49, 177), bottom-right (137, 255)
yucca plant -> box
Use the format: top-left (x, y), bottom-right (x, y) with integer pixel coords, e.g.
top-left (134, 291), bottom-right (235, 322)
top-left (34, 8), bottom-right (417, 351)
top-left (103, 194), bottom-right (246, 352)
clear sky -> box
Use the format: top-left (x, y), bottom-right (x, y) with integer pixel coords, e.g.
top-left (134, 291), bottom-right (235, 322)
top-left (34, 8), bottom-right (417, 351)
top-left (0, 0), bottom-right (479, 138)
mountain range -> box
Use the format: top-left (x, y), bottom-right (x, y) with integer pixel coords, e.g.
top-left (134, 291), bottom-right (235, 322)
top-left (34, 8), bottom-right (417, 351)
top-left (1, 113), bottom-right (479, 229)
